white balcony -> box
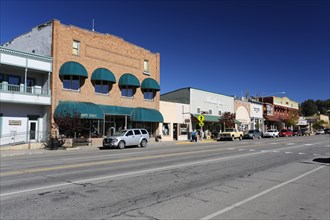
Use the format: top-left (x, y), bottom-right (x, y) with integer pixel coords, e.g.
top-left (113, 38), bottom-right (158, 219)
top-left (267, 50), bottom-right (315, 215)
top-left (0, 82), bottom-right (51, 105)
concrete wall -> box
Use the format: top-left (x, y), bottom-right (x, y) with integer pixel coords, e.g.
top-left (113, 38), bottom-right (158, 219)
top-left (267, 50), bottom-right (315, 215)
top-left (2, 21), bottom-right (52, 56)
top-left (190, 88), bottom-right (234, 115)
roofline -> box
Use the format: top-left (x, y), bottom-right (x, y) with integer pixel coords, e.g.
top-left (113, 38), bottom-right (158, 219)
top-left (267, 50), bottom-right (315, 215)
top-left (161, 87), bottom-right (235, 98)
top-left (0, 46), bottom-right (52, 62)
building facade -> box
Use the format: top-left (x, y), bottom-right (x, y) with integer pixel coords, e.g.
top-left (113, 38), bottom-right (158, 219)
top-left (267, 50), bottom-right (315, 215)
top-left (159, 101), bottom-right (190, 141)
top-left (2, 19), bottom-right (163, 141)
top-left (161, 87), bottom-right (234, 138)
top-left (0, 46), bottom-right (52, 146)
top-left (260, 96), bottom-right (299, 131)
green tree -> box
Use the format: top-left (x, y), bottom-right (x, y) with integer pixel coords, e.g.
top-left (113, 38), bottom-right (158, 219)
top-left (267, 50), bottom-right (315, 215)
top-left (300, 99), bottom-right (318, 116)
top-left (219, 112), bottom-right (236, 130)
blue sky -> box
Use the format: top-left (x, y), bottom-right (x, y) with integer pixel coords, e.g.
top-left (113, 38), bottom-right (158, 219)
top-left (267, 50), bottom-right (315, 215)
top-left (1, 0), bottom-right (329, 103)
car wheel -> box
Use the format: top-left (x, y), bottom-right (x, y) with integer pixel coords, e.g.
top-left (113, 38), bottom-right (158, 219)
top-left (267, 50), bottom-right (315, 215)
top-left (140, 139), bottom-right (147, 148)
top-left (239, 136), bottom-right (242, 141)
top-left (118, 141), bottom-right (125, 149)
top-left (231, 136), bottom-right (235, 141)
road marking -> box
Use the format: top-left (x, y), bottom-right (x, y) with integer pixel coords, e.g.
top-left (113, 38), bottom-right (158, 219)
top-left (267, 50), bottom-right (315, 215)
top-left (273, 151), bottom-right (279, 153)
top-left (298, 152), bottom-right (305, 155)
top-left (285, 152), bottom-right (292, 154)
top-left (286, 143), bottom-right (295, 145)
top-left (200, 165), bottom-right (325, 220)
top-left (304, 144), bottom-right (313, 146)
top-left (0, 151), bottom-right (266, 197)
top-left (238, 149), bottom-right (245, 151)
top-left (249, 149), bottom-right (256, 152)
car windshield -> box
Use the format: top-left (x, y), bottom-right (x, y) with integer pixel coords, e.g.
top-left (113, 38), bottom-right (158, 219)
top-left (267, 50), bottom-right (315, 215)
top-left (112, 130), bottom-right (127, 136)
top-left (248, 130), bottom-right (254, 133)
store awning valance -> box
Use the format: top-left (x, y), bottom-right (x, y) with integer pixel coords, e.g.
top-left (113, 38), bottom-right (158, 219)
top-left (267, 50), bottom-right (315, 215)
top-left (100, 105), bottom-right (134, 116)
top-left (192, 114), bottom-right (221, 122)
top-left (264, 115), bottom-right (279, 122)
top-left (141, 78), bottom-right (160, 91)
top-left (54, 101), bottom-right (103, 119)
top-left (131, 108), bottom-right (164, 122)
top-left (118, 73), bottom-right (140, 87)
top-left (91, 68), bottom-right (116, 83)
top-left (59, 61), bottom-right (88, 78)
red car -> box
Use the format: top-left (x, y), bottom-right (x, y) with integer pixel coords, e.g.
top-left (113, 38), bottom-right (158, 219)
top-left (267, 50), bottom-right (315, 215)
top-left (279, 129), bottom-right (293, 137)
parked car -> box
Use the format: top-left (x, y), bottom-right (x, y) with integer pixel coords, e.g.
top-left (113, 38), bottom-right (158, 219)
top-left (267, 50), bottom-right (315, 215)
top-left (103, 128), bottom-right (149, 149)
top-left (292, 129), bottom-right (302, 136)
top-left (263, 129), bottom-right (279, 138)
top-left (324, 128), bottom-right (330, 134)
top-left (315, 129), bottom-right (325, 135)
top-left (301, 128), bottom-right (311, 136)
top-left (243, 129), bottom-right (262, 139)
top-left (279, 129), bottom-right (293, 137)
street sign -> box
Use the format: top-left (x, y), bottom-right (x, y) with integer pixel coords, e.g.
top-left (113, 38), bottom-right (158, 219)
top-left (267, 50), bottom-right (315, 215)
top-left (199, 122), bottom-right (204, 127)
top-left (198, 114), bottom-right (205, 122)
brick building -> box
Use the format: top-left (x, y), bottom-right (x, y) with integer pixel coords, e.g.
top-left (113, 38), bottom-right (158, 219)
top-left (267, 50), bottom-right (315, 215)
top-left (2, 19), bottom-right (163, 141)
top-left (259, 96), bottom-right (299, 130)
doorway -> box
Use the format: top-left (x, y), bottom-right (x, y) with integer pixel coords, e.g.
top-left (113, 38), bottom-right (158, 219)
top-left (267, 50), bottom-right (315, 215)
top-left (29, 121), bottom-right (37, 141)
top-left (173, 123), bottom-right (178, 140)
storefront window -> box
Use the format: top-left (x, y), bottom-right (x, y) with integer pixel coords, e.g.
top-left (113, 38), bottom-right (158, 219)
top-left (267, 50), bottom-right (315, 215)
top-left (179, 124), bottom-right (188, 135)
top-left (162, 123), bottom-right (170, 136)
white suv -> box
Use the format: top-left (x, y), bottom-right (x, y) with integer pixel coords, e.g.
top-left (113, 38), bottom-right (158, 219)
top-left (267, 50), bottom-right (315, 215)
top-left (263, 129), bottom-right (279, 138)
top-left (103, 129), bottom-right (149, 149)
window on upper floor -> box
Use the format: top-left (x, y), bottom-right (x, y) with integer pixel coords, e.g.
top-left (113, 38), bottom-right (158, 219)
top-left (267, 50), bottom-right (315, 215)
top-left (144, 60), bottom-right (149, 72)
top-left (219, 111), bottom-right (222, 116)
top-left (209, 109), bottom-right (213, 114)
top-left (0, 73), bottom-right (4, 83)
top-left (72, 40), bottom-right (80, 55)
top-left (8, 74), bottom-right (21, 85)
top-left (197, 107), bottom-right (201, 114)
top-left (143, 89), bottom-right (155, 100)
top-left (121, 86), bottom-right (134, 98)
top-left (63, 75), bottom-right (80, 90)
top-left (94, 80), bottom-right (111, 95)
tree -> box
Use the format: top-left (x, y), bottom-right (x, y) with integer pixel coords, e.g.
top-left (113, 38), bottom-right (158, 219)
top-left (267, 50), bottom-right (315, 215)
top-left (54, 107), bottom-right (87, 138)
top-left (300, 99), bottom-right (318, 116)
top-left (285, 109), bottom-right (299, 128)
top-left (219, 112), bottom-right (236, 130)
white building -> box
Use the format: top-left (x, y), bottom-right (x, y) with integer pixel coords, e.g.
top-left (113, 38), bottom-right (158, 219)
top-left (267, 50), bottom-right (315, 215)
top-left (0, 46), bottom-right (52, 146)
top-left (160, 87), bottom-right (234, 139)
top-left (249, 101), bottom-right (263, 130)
top-left (159, 101), bottom-right (190, 141)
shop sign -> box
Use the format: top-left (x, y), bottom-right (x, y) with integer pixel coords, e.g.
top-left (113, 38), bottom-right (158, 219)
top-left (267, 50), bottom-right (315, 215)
top-left (9, 120), bottom-right (22, 126)
top-left (204, 97), bottom-right (223, 106)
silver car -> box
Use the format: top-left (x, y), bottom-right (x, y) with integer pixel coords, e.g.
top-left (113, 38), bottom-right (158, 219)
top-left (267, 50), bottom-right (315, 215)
top-left (103, 129), bottom-right (149, 149)
top-left (263, 129), bottom-right (279, 138)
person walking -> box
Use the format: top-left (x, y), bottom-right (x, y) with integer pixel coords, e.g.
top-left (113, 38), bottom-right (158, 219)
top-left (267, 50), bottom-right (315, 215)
top-left (191, 130), bottom-right (196, 142)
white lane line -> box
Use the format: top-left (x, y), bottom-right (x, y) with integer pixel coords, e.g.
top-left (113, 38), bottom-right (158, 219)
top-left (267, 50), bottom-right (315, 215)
top-left (286, 143), bottom-right (295, 145)
top-left (285, 152), bottom-right (292, 154)
top-left (249, 149), bottom-right (256, 152)
top-left (270, 143), bottom-right (278, 145)
top-left (200, 166), bottom-right (325, 220)
top-left (1, 151), bottom-right (265, 197)
top-left (227, 148), bottom-right (234, 150)
top-left (272, 151), bottom-right (280, 153)
top-left (238, 149), bottom-right (245, 151)
top-left (304, 144), bottom-right (313, 146)
top-left (298, 152), bottom-right (306, 155)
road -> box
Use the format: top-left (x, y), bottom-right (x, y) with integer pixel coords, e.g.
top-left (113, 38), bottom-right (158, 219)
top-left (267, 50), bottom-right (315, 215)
top-left (1, 135), bottom-right (329, 220)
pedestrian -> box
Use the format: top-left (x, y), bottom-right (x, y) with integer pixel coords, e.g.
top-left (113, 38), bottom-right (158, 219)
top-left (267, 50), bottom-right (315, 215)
top-left (194, 129), bottom-right (198, 142)
top-left (191, 130), bottom-right (195, 142)
top-left (200, 129), bottom-right (204, 141)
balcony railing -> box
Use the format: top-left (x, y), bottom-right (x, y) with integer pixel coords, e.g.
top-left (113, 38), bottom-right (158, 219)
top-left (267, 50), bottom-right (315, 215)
top-left (0, 82), bottom-right (50, 96)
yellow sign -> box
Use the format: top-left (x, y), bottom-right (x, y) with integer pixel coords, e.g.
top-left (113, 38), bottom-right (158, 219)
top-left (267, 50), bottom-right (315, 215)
top-left (199, 122), bottom-right (204, 127)
top-left (197, 114), bottom-right (205, 122)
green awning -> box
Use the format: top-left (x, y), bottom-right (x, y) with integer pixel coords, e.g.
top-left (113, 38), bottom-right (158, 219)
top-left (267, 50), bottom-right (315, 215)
top-left (192, 114), bottom-right (221, 122)
top-left (131, 108), bottom-right (164, 122)
top-left (141, 78), bottom-right (160, 91)
top-left (118, 73), bottom-right (140, 87)
top-left (100, 105), bottom-right (134, 116)
top-left (54, 101), bottom-right (103, 119)
top-left (91, 68), bottom-right (116, 83)
top-left (59, 61), bottom-right (88, 78)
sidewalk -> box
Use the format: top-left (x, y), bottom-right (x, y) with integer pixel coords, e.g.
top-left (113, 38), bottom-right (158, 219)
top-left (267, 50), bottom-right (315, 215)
top-left (0, 139), bottom-right (217, 158)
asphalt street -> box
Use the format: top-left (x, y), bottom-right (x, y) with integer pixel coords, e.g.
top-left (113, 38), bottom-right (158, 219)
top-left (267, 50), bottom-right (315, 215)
top-left (1, 135), bottom-right (329, 220)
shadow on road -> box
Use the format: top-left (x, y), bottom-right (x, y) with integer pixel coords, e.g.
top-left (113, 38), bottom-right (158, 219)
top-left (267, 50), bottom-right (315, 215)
top-left (313, 158), bottom-right (330, 164)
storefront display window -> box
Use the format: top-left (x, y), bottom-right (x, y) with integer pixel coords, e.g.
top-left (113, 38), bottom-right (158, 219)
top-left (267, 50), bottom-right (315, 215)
top-left (162, 123), bottom-right (170, 136)
top-left (179, 124), bottom-right (188, 135)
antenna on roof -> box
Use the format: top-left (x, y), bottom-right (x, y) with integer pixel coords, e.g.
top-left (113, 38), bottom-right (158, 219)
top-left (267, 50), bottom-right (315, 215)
top-left (92, 18), bottom-right (95, 32)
